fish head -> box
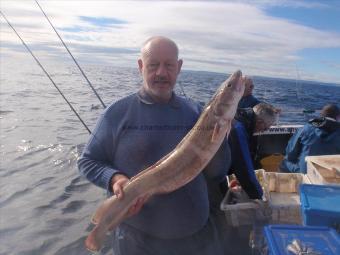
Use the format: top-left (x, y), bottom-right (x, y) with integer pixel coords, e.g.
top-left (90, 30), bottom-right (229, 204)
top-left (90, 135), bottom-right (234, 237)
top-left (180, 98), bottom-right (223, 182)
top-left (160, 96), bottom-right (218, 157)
top-left (213, 70), bottom-right (245, 120)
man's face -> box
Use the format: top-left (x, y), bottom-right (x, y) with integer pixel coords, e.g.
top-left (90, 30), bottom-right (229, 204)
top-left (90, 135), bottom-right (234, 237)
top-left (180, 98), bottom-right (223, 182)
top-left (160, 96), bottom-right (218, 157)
top-left (138, 40), bottom-right (182, 103)
top-left (255, 118), bottom-right (274, 133)
top-left (243, 78), bottom-right (254, 97)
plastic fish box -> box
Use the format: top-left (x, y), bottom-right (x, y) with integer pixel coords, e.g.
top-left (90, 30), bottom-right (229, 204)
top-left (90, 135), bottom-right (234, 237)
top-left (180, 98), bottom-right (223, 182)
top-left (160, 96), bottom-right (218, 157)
top-left (220, 189), bottom-right (267, 227)
top-left (306, 155), bottom-right (340, 185)
top-left (299, 184), bottom-right (340, 228)
top-left (263, 224), bottom-right (340, 255)
top-left (264, 172), bottom-right (310, 224)
top-left (221, 170), bottom-right (268, 227)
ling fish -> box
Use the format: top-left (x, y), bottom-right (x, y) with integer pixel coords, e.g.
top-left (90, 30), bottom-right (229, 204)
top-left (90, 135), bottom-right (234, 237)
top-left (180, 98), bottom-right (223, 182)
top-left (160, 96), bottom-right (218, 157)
top-left (85, 70), bottom-right (245, 252)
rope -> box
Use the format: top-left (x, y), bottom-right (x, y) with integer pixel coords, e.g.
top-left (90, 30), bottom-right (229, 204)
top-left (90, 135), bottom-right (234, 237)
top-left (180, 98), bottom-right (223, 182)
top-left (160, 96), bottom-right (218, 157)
top-left (1, 11), bottom-right (92, 134)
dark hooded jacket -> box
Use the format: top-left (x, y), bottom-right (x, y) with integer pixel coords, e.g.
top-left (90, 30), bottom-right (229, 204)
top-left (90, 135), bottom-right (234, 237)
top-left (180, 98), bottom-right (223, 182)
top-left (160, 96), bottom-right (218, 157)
top-left (234, 108), bottom-right (257, 158)
top-left (238, 95), bottom-right (261, 108)
top-left (227, 108), bottom-right (263, 199)
top-left (280, 117), bottom-right (340, 173)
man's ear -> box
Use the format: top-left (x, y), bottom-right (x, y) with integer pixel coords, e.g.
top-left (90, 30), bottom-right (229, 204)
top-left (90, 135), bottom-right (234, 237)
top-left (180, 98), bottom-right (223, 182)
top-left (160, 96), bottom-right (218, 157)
top-left (138, 59), bottom-right (143, 73)
top-left (177, 59), bottom-right (183, 74)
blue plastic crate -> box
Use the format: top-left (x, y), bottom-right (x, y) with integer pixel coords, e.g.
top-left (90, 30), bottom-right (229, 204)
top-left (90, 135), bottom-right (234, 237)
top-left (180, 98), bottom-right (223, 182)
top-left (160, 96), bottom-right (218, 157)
top-left (299, 184), bottom-right (340, 228)
top-left (264, 224), bottom-right (340, 255)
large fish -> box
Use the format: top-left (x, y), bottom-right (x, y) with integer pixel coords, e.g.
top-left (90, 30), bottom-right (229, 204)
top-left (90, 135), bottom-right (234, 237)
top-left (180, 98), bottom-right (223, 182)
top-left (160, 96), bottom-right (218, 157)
top-left (85, 70), bottom-right (245, 252)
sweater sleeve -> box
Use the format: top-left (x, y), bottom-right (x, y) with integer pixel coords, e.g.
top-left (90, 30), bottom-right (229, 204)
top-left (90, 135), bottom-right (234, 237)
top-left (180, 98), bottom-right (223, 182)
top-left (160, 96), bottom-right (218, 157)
top-left (228, 122), bottom-right (263, 199)
top-left (77, 112), bottom-right (122, 192)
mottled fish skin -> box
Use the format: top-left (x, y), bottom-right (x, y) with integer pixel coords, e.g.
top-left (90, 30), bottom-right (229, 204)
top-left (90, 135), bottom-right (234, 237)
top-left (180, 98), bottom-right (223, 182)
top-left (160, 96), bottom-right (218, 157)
top-left (85, 70), bottom-right (245, 252)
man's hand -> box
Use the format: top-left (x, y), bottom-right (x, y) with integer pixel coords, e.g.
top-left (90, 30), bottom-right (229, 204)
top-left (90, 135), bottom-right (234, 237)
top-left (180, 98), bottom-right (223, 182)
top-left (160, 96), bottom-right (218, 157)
top-left (111, 174), bottom-right (130, 199)
top-left (110, 174), bottom-right (149, 217)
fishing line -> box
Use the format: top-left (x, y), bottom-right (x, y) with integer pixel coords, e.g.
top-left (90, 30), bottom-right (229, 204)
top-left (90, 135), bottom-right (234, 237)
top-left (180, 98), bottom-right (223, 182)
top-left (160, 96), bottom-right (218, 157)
top-left (178, 81), bottom-right (187, 99)
top-left (295, 64), bottom-right (315, 115)
top-left (0, 11), bottom-right (92, 134)
top-left (295, 64), bottom-right (304, 107)
top-left (35, 0), bottom-right (106, 109)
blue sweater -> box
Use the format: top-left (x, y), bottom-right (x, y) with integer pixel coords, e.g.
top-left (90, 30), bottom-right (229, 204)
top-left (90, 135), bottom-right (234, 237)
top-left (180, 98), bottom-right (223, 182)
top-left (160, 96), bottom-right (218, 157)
top-left (280, 118), bottom-right (340, 173)
top-left (78, 88), bottom-right (229, 239)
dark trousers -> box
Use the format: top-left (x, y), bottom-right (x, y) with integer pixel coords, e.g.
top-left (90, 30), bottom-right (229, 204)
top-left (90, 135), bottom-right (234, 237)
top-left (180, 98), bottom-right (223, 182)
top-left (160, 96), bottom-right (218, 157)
top-left (112, 217), bottom-right (224, 255)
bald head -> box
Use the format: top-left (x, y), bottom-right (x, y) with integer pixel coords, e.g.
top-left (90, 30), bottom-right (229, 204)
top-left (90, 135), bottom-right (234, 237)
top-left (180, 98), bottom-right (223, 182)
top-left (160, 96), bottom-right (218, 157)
top-left (138, 36), bottom-right (183, 103)
top-left (141, 36), bottom-right (179, 60)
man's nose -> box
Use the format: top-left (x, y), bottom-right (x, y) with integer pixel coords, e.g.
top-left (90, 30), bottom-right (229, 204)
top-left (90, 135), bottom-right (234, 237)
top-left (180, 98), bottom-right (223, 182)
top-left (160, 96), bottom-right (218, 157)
top-left (156, 64), bottom-right (167, 76)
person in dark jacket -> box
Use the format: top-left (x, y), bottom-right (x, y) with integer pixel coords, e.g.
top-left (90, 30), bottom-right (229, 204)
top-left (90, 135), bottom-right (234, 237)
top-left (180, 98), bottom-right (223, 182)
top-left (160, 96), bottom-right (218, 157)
top-left (211, 103), bottom-right (276, 255)
top-left (238, 76), bottom-right (261, 108)
top-left (227, 103), bottom-right (278, 199)
top-left (280, 104), bottom-right (340, 174)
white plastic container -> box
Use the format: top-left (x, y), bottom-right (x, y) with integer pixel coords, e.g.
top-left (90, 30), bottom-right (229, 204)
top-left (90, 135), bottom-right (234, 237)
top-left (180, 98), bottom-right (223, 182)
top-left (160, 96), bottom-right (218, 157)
top-left (220, 170), bottom-right (269, 227)
top-left (220, 190), bottom-right (265, 226)
top-left (264, 172), bottom-right (311, 224)
top-left (306, 155), bottom-right (340, 185)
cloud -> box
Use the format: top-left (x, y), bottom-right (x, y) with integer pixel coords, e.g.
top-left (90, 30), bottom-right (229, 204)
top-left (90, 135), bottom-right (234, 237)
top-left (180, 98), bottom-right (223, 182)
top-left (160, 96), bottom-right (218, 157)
top-left (1, 1), bottom-right (340, 83)
top-left (238, 0), bottom-right (329, 9)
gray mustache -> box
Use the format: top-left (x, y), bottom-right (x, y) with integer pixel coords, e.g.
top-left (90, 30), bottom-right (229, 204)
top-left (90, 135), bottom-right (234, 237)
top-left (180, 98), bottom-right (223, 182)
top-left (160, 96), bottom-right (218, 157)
top-left (154, 76), bottom-right (169, 82)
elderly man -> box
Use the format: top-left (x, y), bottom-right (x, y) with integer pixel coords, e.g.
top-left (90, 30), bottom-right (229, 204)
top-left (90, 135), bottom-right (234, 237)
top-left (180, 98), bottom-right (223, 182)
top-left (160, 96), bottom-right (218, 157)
top-left (78, 36), bottom-right (230, 255)
top-left (238, 76), bottom-right (261, 108)
top-left (280, 104), bottom-right (340, 173)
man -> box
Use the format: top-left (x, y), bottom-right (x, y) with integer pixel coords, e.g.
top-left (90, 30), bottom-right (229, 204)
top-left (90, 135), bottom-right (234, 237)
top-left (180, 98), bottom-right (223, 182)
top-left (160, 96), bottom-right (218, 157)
top-left (238, 76), bottom-right (260, 108)
top-left (228, 103), bottom-right (277, 199)
top-left (280, 104), bottom-right (340, 174)
top-left (78, 36), bottom-right (230, 255)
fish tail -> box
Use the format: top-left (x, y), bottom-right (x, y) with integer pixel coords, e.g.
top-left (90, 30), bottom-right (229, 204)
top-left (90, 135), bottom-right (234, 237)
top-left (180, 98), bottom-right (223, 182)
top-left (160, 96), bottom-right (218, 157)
top-left (85, 225), bottom-right (105, 253)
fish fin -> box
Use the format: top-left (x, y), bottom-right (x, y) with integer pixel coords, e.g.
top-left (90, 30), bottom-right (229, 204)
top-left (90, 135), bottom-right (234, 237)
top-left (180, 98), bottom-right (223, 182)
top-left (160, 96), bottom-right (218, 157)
top-left (225, 121), bottom-right (232, 138)
top-left (211, 122), bottom-right (220, 142)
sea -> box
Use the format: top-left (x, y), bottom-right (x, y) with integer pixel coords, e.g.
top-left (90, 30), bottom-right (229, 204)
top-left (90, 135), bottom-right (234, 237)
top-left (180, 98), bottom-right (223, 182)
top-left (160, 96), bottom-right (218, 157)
top-left (0, 62), bottom-right (339, 255)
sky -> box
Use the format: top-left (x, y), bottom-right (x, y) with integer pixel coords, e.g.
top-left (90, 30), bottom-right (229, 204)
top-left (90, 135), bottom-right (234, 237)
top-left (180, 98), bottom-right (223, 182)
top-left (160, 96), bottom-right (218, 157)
top-left (1, 0), bottom-right (340, 84)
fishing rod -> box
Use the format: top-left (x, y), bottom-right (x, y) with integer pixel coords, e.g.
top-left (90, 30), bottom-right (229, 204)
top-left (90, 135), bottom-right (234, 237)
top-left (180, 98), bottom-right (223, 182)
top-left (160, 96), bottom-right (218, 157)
top-left (178, 81), bottom-right (187, 99)
top-left (35, 0), bottom-right (106, 109)
top-left (295, 64), bottom-right (315, 114)
top-left (37, 0), bottom-right (187, 104)
top-left (0, 11), bottom-right (92, 134)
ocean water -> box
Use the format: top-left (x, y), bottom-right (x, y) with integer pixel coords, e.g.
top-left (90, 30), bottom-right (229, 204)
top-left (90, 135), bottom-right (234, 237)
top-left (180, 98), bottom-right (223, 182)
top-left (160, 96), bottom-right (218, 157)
top-left (0, 63), bottom-right (339, 255)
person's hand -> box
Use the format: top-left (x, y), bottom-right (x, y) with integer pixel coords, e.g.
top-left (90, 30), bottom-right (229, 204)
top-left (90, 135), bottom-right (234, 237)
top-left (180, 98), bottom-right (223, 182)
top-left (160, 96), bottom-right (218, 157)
top-left (110, 174), bottom-right (149, 217)
top-left (229, 179), bottom-right (242, 192)
top-left (111, 174), bottom-right (130, 199)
